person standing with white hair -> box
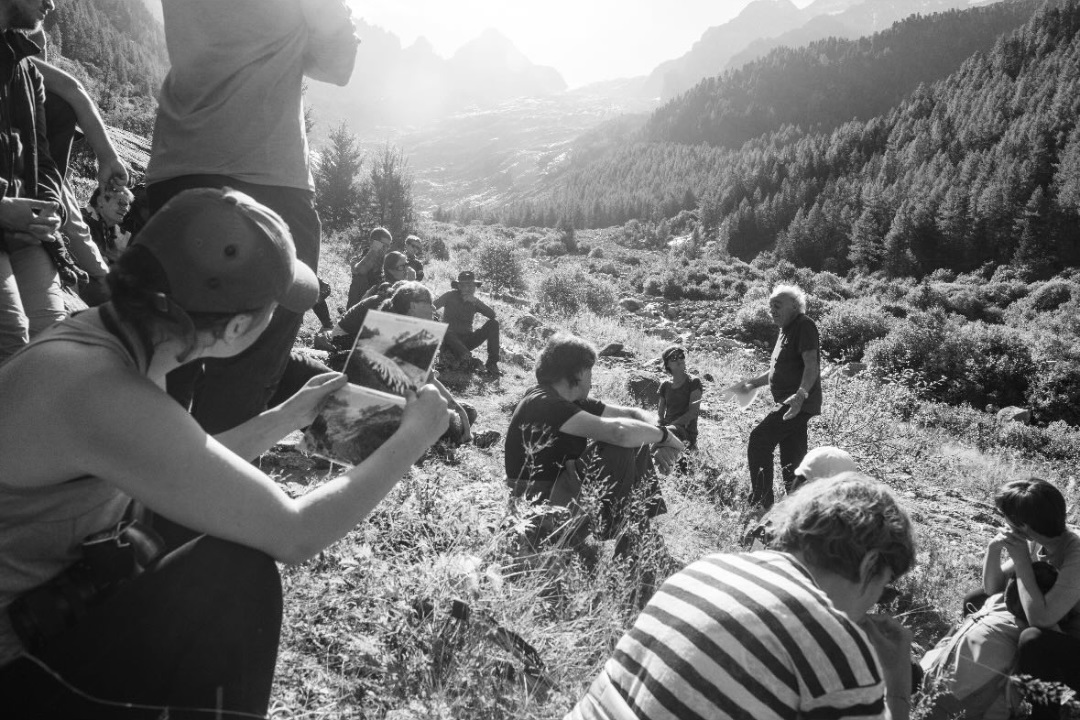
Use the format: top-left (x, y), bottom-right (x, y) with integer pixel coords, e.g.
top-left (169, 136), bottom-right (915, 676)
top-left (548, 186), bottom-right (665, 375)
top-left (733, 284), bottom-right (822, 509)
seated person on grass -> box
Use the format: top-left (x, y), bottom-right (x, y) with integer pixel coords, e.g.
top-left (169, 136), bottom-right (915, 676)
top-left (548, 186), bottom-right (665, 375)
top-left (434, 270), bottom-right (501, 375)
top-left (0, 188), bottom-right (450, 717)
top-left (82, 185), bottom-right (135, 266)
top-left (504, 333), bottom-right (684, 542)
top-left (566, 473), bottom-right (916, 720)
top-left (361, 251), bottom-right (410, 300)
top-left (404, 234), bottom-right (425, 280)
top-left (657, 345), bottom-right (702, 449)
top-left (346, 226), bottom-right (390, 308)
top-left (975, 477), bottom-right (1080, 720)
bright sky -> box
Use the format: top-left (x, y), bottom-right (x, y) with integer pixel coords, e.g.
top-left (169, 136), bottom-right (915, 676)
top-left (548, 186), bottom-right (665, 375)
top-left (351, 0), bottom-right (813, 89)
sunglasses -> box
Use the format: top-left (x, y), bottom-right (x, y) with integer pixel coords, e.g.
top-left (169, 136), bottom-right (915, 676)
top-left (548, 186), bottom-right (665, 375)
top-left (392, 264), bottom-right (407, 271)
top-left (666, 352), bottom-right (685, 361)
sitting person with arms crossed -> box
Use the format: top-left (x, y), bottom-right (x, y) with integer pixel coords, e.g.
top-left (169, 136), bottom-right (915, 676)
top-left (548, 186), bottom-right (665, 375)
top-left (977, 477), bottom-right (1080, 720)
top-left (435, 270), bottom-right (501, 375)
top-left (505, 333), bottom-right (684, 546)
top-left (566, 473), bottom-right (917, 720)
top-left (0, 188), bottom-right (450, 718)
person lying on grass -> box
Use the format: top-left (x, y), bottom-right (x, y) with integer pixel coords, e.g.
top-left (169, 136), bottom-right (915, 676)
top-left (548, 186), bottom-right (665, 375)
top-left (0, 188), bottom-right (450, 718)
top-left (504, 333), bottom-right (684, 546)
top-left (977, 477), bottom-right (1080, 720)
top-left (566, 473), bottom-right (917, 720)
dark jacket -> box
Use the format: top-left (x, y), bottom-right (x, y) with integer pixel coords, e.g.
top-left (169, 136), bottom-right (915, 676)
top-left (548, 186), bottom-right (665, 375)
top-left (0, 30), bottom-right (64, 251)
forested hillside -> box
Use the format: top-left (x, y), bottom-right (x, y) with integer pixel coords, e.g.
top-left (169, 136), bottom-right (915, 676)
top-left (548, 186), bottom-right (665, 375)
top-left (643, 0), bottom-right (1036, 148)
top-left (43, 0), bottom-right (166, 135)
top-left (480, 0), bottom-right (1080, 278)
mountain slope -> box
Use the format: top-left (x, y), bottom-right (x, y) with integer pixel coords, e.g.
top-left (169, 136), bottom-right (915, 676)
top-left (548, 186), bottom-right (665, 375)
top-left (643, 0), bottom-right (1037, 148)
top-left (481, 0), bottom-right (1080, 278)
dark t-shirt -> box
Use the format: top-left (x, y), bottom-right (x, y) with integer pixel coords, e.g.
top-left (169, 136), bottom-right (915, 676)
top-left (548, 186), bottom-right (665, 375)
top-left (337, 294), bottom-right (386, 338)
top-left (769, 313), bottom-right (822, 415)
top-left (407, 256), bottom-right (425, 281)
top-left (659, 375), bottom-right (702, 439)
top-left (504, 384), bottom-right (606, 483)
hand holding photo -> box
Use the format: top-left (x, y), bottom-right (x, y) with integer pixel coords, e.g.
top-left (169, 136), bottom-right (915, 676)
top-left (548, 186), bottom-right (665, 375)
top-left (300, 384), bottom-right (406, 466)
top-left (342, 310), bottom-right (447, 395)
top-left (719, 381), bottom-right (759, 411)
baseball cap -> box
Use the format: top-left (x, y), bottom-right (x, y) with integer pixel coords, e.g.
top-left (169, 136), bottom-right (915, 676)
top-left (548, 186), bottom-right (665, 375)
top-left (133, 187), bottom-right (318, 314)
top-left (794, 446), bottom-right (857, 483)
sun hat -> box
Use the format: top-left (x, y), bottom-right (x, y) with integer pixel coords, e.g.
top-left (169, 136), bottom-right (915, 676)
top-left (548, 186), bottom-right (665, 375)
top-left (451, 270), bottom-right (482, 289)
top-left (132, 187), bottom-right (318, 314)
top-left (794, 446), bottom-right (857, 483)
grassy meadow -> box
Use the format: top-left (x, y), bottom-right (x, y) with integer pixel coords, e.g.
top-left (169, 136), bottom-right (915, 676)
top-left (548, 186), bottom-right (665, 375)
top-left (268, 222), bottom-right (1080, 719)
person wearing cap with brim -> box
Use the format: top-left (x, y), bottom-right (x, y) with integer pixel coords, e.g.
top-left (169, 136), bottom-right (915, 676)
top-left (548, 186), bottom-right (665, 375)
top-left (435, 270), bottom-right (502, 375)
top-left (0, 187), bottom-right (451, 717)
top-left (657, 345), bottom-right (703, 451)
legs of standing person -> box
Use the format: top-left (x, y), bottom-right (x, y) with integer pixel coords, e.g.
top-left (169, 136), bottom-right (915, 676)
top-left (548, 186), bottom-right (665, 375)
top-left (747, 409), bottom-right (810, 509)
top-left (778, 413), bottom-right (810, 494)
top-left (4, 244), bottom-right (64, 341)
top-left (311, 278), bottom-right (333, 328)
top-left (0, 250), bottom-right (28, 364)
top-left (1017, 627), bottom-right (1080, 720)
top-left (0, 536), bottom-right (282, 719)
top-left (149, 176), bottom-right (321, 434)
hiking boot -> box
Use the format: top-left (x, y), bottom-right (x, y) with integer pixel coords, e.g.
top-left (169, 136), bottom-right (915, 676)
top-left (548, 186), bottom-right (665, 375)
top-left (472, 430), bottom-right (501, 449)
top-left (485, 361), bottom-right (502, 376)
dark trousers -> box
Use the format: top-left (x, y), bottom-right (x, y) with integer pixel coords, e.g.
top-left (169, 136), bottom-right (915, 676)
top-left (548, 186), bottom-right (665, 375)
top-left (444, 319), bottom-right (500, 365)
top-left (44, 91), bottom-right (78, 179)
top-left (747, 408), bottom-right (811, 508)
top-left (0, 536), bottom-right (282, 719)
top-left (149, 175), bottom-right (321, 434)
top-left (1018, 627), bottom-right (1080, 720)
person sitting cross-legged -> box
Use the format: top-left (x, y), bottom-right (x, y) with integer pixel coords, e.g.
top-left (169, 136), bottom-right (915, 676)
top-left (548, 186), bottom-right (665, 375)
top-left (435, 270), bottom-right (501, 375)
top-left (565, 473), bottom-right (917, 720)
top-left (505, 333), bottom-right (684, 545)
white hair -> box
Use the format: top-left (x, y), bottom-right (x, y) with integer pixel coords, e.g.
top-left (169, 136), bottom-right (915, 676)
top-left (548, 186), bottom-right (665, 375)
top-left (770, 284), bottom-right (807, 313)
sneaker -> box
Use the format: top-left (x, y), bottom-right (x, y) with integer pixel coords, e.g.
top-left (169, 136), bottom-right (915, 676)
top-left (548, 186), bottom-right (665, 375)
top-left (472, 430), bottom-right (501, 449)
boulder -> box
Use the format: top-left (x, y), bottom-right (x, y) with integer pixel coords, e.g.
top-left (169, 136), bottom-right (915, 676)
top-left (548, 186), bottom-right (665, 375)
top-left (627, 373), bottom-right (662, 407)
top-left (599, 342), bottom-right (625, 357)
top-left (997, 406), bottom-right (1031, 425)
top-left (618, 297), bottom-right (642, 312)
top-left (598, 262), bottom-right (619, 276)
top-left (515, 314), bottom-right (543, 333)
top-left (538, 326), bottom-right (558, 340)
top-left (842, 362), bottom-right (868, 377)
top-left (645, 326), bottom-right (679, 341)
top-left (507, 351), bottom-right (532, 368)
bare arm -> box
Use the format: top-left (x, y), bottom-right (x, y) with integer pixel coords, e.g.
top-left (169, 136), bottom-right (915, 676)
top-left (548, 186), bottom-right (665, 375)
top-left (982, 536), bottom-right (1013, 595)
top-left (1010, 534), bottom-right (1080, 628)
top-left (742, 372), bottom-right (771, 389)
top-left (30, 59), bottom-right (128, 190)
top-left (300, 0), bottom-right (359, 86)
top-left (601, 403), bottom-right (654, 423)
top-left (430, 374), bottom-right (471, 441)
top-left (561, 409), bottom-right (665, 447)
top-left (214, 372), bottom-right (347, 461)
top-left (57, 357), bottom-right (448, 564)
top-left (781, 349), bottom-right (820, 420)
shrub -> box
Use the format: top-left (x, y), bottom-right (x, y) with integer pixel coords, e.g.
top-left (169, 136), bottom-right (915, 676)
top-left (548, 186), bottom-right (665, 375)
top-left (474, 238), bottom-right (528, 294)
top-left (731, 301), bottom-right (776, 349)
top-left (588, 247), bottom-right (604, 259)
top-left (1029, 281), bottom-right (1074, 312)
top-left (866, 311), bottom-right (1033, 408)
top-left (1027, 358), bottom-right (1080, 425)
top-left (429, 234), bottom-right (450, 261)
top-left (536, 270), bottom-right (617, 316)
top-left (817, 299), bottom-right (892, 361)
top-left (538, 239), bottom-right (567, 257)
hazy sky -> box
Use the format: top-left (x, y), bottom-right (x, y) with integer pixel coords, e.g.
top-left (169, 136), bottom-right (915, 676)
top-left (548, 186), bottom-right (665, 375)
top-left (352, 0), bottom-right (813, 89)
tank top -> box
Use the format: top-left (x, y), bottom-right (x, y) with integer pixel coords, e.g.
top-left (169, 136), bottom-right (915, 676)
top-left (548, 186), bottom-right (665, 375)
top-left (0, 310), bottom-right (143, 666)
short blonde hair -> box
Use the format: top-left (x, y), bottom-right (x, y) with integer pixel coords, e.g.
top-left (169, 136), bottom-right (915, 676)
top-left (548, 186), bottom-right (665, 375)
top-left (770, 284), bottom-right (807, 314)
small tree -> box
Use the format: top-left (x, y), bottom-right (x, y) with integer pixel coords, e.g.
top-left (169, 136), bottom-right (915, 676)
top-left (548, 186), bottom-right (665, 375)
top-left (361, 143), bottom-right (414, 244)
top-left (313, 122), bottom-right (363, 232)
top-left (475, 238), bottom-right (528, 295)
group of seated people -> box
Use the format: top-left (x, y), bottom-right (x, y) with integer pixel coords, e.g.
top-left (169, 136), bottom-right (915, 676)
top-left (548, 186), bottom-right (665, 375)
top-left (3, 186), bottom-right (1079, 719)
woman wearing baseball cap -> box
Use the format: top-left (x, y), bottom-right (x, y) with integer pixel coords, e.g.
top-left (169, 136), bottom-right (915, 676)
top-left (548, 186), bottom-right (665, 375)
top-left (0, 188), bottom-right (450, 717)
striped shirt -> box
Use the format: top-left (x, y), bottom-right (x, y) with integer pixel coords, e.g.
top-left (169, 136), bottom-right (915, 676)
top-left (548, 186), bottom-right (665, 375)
top-left (566, 552), bottom-right (886, 720)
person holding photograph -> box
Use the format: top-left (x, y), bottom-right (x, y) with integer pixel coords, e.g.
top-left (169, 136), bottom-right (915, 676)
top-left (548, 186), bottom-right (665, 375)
top-left (0, 188), bottom-right (449, 717)
top-left (731, 284), bottom-right (821, 509)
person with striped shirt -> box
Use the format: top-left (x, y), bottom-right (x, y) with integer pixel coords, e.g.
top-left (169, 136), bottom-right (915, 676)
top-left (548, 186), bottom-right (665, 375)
top-left (566, 473), bottom-right (916, 720)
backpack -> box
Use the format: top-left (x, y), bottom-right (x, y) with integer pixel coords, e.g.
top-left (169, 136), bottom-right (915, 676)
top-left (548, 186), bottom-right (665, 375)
top-left (920, 593), bottom-right (1021, 720)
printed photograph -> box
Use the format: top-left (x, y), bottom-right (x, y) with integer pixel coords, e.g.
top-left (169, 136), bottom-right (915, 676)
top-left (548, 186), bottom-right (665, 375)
top-left (300, 385), bottom-right (406, 467)
top-left (342, 310), bottom-right (447, 395)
